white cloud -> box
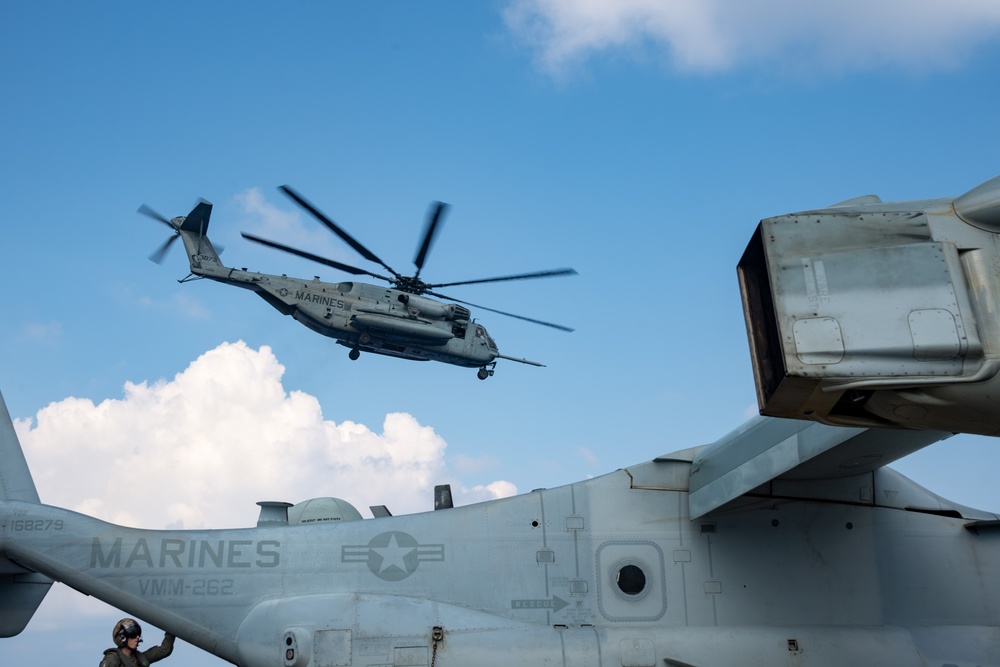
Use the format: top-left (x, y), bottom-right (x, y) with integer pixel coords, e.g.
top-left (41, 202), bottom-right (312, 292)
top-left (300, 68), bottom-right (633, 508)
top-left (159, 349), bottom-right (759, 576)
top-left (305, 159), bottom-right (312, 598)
top-left (15, 341), bottom-right (516, 530)
top-left (234, 187), bottom-right (334, 251)
top-left (475, 480), bottom-right (518, 499)
top-left (169, 293), bottom-right (211, 320)
top-left (137, 292), bottom-right (211, 321)
top-left (18, 321), bottom-right (62, 343)
top-left (234, 187), bottom-right (300, 235)
top-left (233, 187), bottom-right (366, 271)
top-left (451, 452), bottom-right (502, 475)
top-left (578, 446), bottom-right (599, 467)
top-left (503, 0), bottom-right (1000, 76)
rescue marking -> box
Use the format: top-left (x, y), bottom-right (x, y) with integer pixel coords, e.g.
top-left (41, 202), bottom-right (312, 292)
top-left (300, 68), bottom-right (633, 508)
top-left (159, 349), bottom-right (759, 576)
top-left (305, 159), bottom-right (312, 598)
top-left (511, 596), bottom-right (569, 612)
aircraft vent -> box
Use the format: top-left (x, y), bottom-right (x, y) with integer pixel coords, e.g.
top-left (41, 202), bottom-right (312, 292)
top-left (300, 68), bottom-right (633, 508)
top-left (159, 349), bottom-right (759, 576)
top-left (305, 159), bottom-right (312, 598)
top-left (256, 501), bottom-right (293, 527)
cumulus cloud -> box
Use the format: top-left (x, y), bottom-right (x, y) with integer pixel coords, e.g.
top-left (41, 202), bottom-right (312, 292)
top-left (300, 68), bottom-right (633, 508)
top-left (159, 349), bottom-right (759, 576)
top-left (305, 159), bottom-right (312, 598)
top-left (15, 341), bottom-right (516, 530)
top-left (18, 321), bottom-right (62, 343)
top-left (137, 292), bottom-right (210, 321)
top-left (578, 446), bottom-right (599, 467)
top-left (234, 187), bottom-right (335, 251)
top-left (502, 0), bottom-right (1000, 76)
top-left (234, 187), bottom-right (300, 234)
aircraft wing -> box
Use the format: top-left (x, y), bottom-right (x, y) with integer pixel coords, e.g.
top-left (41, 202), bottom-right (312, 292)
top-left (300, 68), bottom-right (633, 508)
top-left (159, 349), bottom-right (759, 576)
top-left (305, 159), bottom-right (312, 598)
top-left (687, 417), bottom-right (951, 518)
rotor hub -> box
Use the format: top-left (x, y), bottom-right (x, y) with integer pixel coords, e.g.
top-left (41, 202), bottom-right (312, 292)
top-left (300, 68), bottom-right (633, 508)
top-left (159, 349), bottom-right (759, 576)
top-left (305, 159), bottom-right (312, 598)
top-left (393, 276), bottom-right (429, 294)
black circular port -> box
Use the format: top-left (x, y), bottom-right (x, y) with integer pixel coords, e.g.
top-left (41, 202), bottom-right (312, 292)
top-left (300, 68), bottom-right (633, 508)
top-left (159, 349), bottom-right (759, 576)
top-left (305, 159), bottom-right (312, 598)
top-left (616, 564), bottom-right (646, 596)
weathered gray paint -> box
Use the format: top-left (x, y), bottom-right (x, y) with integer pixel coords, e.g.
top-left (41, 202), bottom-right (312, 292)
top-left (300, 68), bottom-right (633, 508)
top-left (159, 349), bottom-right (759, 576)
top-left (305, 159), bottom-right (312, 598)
top-left (740, 173), bottom-right (1000, 435)
top-left (3, 411), bottom-right (999, 665)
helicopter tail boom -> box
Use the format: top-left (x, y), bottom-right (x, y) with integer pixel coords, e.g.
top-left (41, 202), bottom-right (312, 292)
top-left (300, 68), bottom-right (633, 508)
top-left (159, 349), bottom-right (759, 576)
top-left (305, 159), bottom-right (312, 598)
top-left (0, 391), bottom-right (38, 504)
top-left (141, 200), bottom-right (222, 270)
top-left (0, 390), bottom-right (54, 637)
top-left (172, 202), bottom-right (224, 275)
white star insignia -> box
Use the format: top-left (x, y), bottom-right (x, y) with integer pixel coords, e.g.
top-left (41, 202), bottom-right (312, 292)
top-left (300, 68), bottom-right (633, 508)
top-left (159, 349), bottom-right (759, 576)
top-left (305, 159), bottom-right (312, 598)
top-left (373, 533), bottom-right (415, 574)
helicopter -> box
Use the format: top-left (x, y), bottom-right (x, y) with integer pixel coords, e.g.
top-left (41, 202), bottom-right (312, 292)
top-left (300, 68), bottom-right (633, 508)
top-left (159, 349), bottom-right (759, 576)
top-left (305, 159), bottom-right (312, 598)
top-left (139, 186), bottom-right (576, 379)
top-left (4, 173), bottom-right (1000, 666)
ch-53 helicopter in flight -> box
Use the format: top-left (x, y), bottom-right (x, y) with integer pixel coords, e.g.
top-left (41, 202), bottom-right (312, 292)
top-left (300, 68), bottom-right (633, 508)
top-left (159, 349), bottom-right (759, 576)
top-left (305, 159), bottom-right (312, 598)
top-left (5, 174), bottom-right (1000, 666)
top-left (139, 186), bottom-right (576, 379)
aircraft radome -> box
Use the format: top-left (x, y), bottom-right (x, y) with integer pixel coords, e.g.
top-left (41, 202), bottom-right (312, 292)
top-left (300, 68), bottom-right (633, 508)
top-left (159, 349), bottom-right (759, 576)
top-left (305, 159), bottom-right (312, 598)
top-left (139, 186), bottom-right (577, 380)
top-left (5, 174), bottom-right (1000, 666)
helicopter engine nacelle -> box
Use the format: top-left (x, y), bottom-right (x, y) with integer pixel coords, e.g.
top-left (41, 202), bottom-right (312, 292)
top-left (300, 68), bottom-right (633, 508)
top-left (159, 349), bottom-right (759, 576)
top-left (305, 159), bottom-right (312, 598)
top-left (397, 294), bottom-right (470, 322)
top-left (739, 174), bottom-right (1000, 437)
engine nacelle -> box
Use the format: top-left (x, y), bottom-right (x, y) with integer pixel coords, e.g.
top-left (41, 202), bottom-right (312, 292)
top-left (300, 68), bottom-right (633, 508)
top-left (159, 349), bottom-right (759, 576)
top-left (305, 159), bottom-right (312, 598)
top-left (397, 293), bottom-right (470, 322)
top-left (739, 175), bottom-right (1000, 436)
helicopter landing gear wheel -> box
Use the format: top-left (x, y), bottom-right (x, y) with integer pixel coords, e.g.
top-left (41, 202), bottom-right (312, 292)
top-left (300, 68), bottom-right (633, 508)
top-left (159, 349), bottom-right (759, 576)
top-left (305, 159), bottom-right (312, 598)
top-left (477, 364), bottom-right (495, 380)
top-left (349, 348), bottom-right (360, 361)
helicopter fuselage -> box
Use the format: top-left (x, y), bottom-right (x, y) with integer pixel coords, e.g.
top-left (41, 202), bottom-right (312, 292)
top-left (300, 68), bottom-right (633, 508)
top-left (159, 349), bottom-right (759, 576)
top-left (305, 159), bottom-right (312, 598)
top-left (183, 240), bottom-right (500, 369)
top-left (142, 191), bottom-right (571, 377)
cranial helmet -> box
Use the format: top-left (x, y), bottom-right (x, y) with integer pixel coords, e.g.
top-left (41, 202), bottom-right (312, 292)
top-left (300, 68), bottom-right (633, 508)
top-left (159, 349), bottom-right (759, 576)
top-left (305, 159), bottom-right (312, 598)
top-left (113, 618), bottom-right (142, 647)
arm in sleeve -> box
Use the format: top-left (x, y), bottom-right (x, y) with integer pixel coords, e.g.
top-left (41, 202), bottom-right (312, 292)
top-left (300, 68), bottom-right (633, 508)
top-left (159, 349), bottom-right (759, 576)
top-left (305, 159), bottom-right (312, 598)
top-left (142, 633), bottom-right (175, 664)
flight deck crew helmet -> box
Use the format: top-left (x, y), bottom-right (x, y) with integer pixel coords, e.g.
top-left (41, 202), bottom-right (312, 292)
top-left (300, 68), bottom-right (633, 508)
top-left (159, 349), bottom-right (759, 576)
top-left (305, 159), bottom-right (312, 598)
top-left (113, 618), bottom-right (142, 647)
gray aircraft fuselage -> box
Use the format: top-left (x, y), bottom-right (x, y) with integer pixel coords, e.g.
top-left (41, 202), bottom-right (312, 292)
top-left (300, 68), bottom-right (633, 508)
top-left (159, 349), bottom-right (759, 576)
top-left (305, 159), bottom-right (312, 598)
top-left (2, 447), bottom-right (999, 667)
top-left (0, 428), bottom-right (1000, 667)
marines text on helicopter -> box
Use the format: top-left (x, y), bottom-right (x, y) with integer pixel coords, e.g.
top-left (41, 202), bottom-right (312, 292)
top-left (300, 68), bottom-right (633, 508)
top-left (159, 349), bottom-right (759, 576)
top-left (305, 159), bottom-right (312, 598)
top-left (139, 186), bottom-right (576, 379)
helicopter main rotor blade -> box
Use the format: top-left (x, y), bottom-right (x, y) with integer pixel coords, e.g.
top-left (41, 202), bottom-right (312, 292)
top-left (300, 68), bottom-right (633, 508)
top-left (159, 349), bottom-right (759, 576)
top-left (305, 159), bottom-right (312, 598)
top-left (149, 234), bottom-right (179, 264)
top-left (413, 201), bottom-right (449, 278)
top-left (425, 290), bottom-right (575, 332)
top-left (137, 204), bottom-right (175, 229)
top-left (241, 232), bottom-right (392, 281)
top-left (278, 185), bottom-right (401, 280)
top-left (426, 267), bottom-right (578, 289)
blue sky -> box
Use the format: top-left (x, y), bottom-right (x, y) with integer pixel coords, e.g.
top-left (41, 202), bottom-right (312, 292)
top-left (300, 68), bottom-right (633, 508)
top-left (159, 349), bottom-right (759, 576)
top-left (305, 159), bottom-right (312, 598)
top-left (3, 2), bottom-right (1000, 666)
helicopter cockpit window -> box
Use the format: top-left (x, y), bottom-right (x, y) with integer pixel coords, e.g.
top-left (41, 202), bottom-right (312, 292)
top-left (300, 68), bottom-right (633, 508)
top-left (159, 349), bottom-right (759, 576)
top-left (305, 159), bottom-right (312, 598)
top-left (476, 326), bottom-right (498, 351)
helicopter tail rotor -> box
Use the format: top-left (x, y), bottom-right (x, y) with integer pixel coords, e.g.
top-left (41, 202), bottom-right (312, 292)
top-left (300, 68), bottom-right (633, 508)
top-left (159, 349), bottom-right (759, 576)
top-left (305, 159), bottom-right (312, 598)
top-left (137, 204), bottom-right (174, 228)
top-left (148, 234), bottom-right (181, 264)
top-left (138, 204), bottom-right (180, 264)
top-left (138, 200), bottom-right (215, 264)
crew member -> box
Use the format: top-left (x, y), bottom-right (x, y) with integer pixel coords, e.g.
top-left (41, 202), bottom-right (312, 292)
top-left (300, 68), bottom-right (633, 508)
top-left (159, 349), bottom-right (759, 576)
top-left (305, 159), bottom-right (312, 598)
top-left (99, 618), bottom-right (174, 667)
